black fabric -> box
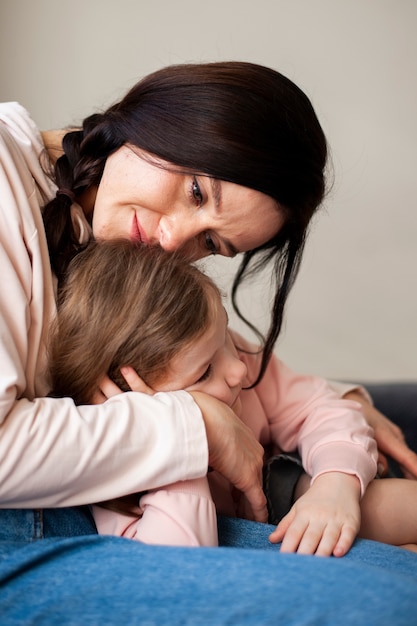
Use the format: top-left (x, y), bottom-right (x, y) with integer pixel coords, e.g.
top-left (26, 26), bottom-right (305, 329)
top-left (362, 382), bottom-right (417, 476)
top-left (263, 454), bottom-right (305, 525)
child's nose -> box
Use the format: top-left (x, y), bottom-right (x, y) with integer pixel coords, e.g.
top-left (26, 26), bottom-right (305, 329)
top-left (226, 357), bottom-right (247, 388)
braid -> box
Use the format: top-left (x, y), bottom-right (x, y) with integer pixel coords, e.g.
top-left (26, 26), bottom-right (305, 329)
top-left (42, 113), bottom-right (124, 282)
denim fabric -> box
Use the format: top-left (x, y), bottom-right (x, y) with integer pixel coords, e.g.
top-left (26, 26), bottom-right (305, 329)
top-left (0, 507), bottom-right (97, 541)
top-left (218, 516), bottom-right (417, 576)
top-left (0, 515), bottom-right (417, 625)
top-left (0, 533), bottom-right (416, 625)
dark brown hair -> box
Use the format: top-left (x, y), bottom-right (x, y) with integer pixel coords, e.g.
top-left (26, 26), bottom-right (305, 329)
top-left (43, 61), bottom-right (328, 384)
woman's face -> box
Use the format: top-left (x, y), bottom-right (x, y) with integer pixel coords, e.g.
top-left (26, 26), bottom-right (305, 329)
top-left (91, 146), bottom-right (284, 261)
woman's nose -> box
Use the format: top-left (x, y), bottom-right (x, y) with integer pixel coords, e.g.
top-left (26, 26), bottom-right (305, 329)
top-left (158, 215), bottom-right (199, 253)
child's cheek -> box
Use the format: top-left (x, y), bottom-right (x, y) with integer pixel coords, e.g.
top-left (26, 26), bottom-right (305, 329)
top-left (231, 396), bottom-right (242, 417)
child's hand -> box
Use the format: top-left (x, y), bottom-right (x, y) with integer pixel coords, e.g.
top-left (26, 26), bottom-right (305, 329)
top-left (92, 367), bottom-right (155, 403)
top-left (268, 472), bottom-right (361, 557)
top-left (119, 366), bottom-right (155, 395)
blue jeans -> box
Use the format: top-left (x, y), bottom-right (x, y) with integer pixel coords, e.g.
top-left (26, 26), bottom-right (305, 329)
top-left (0, 510), bottom-right (417, 624)
top-left (1, 383), bottom-right (416, 624)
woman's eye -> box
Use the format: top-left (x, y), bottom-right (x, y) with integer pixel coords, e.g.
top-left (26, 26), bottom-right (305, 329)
top-left (204, 232), bottom-right (217, 255)
top-left (191, 177), bottom-right (203, 206)
top-left (196, 365), bottom-right (212, 383)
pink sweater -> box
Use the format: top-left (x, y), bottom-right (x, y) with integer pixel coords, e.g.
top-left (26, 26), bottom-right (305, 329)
top-left (93, 332), bottom-right (378, 546)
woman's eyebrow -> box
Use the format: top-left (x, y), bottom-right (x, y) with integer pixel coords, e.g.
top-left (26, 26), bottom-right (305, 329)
top-left (209, 178), bottom-right (238, 257)
top-left (210, 178), bottom-right (222, 211)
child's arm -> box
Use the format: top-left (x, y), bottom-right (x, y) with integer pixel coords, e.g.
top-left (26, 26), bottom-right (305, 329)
top-left (232, 330), bottom-right (378, 556)
top-left (269, 472), bottom-right (361, 557)
top-left (234, 330), bottom-right (378, 494)
top-left (92, 476), bottom-right (218, 547)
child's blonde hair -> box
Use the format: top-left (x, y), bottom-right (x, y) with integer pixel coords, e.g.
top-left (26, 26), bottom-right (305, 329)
top-left (49, 240), bottom-right (222, 404)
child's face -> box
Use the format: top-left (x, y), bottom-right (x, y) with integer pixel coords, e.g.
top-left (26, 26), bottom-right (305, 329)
top-left (153, 305), bottom-right (247, 414)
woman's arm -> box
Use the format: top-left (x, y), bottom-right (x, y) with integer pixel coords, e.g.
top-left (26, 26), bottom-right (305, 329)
top-left (342, 389), bottom-right (417, 480)
top-left (0, 392), bottom-right (209, 508)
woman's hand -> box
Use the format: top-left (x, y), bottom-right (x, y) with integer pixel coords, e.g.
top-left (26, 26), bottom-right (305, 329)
top-left (269, 472), bottom-right (361, 557)
top-left (97, 368), bottom-right (268, 523)
top-left (344, 390), bottom-right (417, 480)
top-left (189, 391), bottom-right (268, 523)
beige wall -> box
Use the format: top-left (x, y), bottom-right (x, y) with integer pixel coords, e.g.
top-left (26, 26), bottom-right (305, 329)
top-left (1, 0), bottom-right (416, 381)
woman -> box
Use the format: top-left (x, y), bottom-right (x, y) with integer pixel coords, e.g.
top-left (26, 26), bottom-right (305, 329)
top-left (1, 61), bottom-right (416, 624)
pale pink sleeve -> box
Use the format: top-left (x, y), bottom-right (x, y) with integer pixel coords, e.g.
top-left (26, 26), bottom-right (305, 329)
top-left (92, 477), bottom-right (218, 547)
top-left (232, 331), bottom-right (378, 497)
top-left (327, 380), bottom-right (373, 404)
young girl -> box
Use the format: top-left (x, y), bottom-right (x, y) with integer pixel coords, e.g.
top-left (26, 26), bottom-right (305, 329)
top-left (49, 240), bottom-right (417, 556)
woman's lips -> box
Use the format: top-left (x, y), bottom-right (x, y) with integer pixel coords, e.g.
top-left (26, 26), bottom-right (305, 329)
top-left (131, 214), bottom-right (148, 244)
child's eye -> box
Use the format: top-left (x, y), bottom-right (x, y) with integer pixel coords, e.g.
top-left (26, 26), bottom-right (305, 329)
top-left (196, 365), bottom-right (212, 383)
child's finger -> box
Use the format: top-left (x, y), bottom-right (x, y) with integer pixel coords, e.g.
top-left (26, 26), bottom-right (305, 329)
top-left (268, 511), bottom-right (293, 544)
top-left (120, 366), bottom-right (155, 395)
top-left (331, 524), bottom-right (357, 558)
top-left (278, 517), bottom-right (308, 553)
top-left (96, 375), bottom-right (125, 400)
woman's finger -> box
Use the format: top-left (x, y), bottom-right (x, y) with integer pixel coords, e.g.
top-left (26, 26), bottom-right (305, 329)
top-left (376, 427), bottom-right (417, 479)
top-left (377, 452), bottom-right (389, 477)
top-left (344, 391), bottom-right (417, 480)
